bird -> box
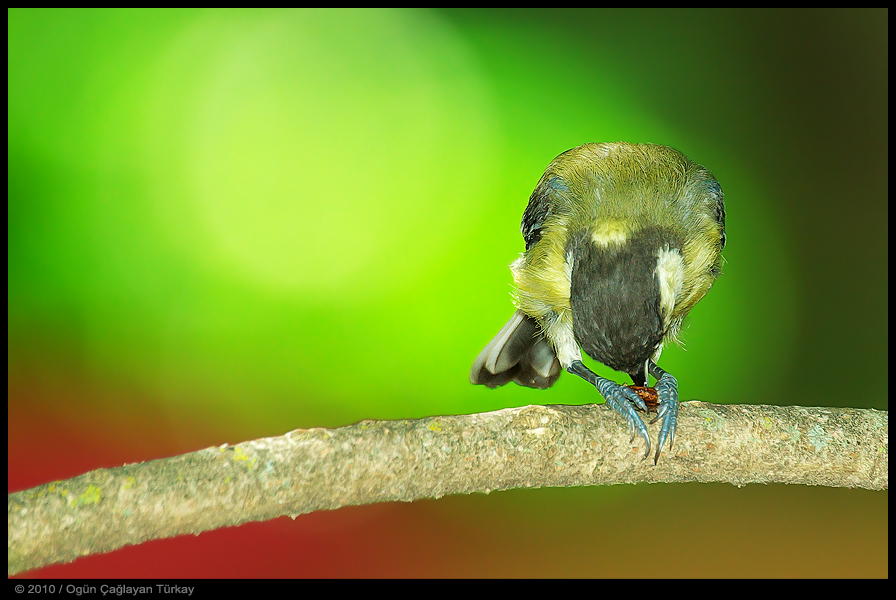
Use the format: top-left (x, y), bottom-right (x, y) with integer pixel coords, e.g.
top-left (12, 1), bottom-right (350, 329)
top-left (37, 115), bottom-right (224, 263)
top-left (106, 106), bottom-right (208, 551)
top-left (470, 142), bottom-right (726, 463)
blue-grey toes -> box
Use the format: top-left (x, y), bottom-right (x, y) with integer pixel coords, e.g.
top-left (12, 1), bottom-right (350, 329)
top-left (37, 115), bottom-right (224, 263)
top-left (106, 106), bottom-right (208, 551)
top-left (596, 378), bottom-right (651, 459)
top-left (620, 385), bottom-right (649, 413)
top-left (649, 372), bottom-right (679, 464)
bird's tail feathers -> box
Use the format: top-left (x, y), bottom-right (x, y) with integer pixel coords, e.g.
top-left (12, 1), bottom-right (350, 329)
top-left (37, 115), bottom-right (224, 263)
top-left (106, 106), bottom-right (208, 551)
top-left (470, 309), bottom-right (561, 389)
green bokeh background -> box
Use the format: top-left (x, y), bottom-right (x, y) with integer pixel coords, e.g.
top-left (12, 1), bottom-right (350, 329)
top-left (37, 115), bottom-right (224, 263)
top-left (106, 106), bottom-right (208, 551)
top-left (9, 8), bottom-right (887, 577)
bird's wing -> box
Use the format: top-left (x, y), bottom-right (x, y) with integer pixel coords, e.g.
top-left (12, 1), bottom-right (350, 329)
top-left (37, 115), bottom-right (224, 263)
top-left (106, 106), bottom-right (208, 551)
top-left (707, 177), bottom-right (726, 249)
top-left (521, 175), bottom-right (571, 252)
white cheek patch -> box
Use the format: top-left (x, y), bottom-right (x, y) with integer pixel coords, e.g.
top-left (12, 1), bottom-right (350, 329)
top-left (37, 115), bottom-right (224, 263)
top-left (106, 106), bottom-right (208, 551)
top-left (655, 247), bottom-right (685, 326)
top-left (552, 249), bottom-right (582, 368)
top-left (564, 247), bottom-right (574, 287)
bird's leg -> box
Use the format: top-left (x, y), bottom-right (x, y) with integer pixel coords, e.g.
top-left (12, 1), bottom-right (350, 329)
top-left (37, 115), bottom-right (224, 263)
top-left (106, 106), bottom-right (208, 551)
top-left (647, 361), bottom-right (678, 464)
top-left (568, 360), bottom-right (650, 459)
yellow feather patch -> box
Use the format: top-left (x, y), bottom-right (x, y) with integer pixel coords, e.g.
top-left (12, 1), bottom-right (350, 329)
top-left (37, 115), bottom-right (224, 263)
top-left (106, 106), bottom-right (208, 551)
top-left (590, 220), bottom-right (630, 247)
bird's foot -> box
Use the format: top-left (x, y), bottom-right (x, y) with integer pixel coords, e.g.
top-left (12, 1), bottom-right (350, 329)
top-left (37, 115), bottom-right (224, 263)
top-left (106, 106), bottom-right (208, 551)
top-left (649, 372), bottom-right (678, 464)
top-left (595, 378), bottom-right (651, 459)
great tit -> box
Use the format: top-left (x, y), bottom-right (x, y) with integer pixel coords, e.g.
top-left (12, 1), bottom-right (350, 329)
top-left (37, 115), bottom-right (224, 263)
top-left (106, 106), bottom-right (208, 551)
top-left (471, 142), bottom-right (725, 463)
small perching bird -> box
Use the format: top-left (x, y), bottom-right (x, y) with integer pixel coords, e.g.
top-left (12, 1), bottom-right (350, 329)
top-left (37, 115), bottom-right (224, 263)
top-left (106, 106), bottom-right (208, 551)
top-left (471, 142), bottom-right (726, 463)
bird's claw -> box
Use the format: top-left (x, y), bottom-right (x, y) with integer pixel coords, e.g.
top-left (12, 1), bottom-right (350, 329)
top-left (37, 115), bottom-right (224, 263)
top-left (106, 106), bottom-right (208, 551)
top-left (596, 379), bottom-right (651, 459)
top-left (649, 372), bottom-right (679, 464)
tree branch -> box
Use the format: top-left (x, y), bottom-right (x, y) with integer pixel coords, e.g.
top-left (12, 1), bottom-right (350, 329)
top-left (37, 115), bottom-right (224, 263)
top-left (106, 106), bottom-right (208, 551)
top-left (8, 401), bottom-right (888, 575)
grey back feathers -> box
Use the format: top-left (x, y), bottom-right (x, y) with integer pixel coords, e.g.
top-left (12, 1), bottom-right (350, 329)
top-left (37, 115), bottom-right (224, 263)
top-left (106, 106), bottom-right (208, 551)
top-left (470, 309), bottom-right (562, 389)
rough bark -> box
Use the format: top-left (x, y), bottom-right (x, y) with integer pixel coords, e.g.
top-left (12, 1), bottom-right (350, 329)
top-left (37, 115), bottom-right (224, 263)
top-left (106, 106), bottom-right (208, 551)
top-left (8, 401), bottom-right (888, 575)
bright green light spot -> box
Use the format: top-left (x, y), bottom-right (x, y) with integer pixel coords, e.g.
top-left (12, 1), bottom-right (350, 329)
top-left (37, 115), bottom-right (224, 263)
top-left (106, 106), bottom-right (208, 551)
top-left (142, 9), bottom-right (499, 300)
